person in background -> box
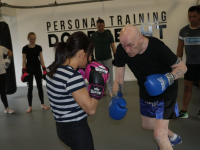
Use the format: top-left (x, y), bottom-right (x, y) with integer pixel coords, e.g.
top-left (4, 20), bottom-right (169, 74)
top-left (177, 6), bottom-right (200, 119)
top-left (22, 32), bottom-right (49, 113)
top-left (0, 46), bottom-right (14, 114)
top-left (91, 18), bottom-right (116, 97)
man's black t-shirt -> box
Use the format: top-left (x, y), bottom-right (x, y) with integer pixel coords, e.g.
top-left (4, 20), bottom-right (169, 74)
top-left (22, 45), bottom-right (42, 68)
top-left (116, 36), bottom-right (178, 102)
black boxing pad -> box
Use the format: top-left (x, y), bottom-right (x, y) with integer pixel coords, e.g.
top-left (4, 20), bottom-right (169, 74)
top-left (0, 21), bottom-right (17, 94)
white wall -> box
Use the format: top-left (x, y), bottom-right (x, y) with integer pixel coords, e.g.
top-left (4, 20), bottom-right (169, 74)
top-left (2, 0), bottom-right (197, 87)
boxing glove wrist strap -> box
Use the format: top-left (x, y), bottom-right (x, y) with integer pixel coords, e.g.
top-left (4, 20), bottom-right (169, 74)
top-left (42, 66), bottom-right (46, 70)
top-left (112, 92), bottom-right (118, 97)
top-left (165, 73), bottom-right (174, 86)
top-left (88, 84), bottom-right (104, 100)
top-left (22, 68), bottom-right (27, 73)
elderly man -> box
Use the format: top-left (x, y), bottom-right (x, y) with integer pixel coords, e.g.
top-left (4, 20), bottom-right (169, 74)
top-left (109, 25), bottom-right (187, 150)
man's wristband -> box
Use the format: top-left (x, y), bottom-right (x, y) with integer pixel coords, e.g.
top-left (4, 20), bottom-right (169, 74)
top-left (165, 73), bottom-right (175, 86)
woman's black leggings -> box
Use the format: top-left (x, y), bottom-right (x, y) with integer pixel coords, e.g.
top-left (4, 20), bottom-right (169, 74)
top-left (27, 67), bottom-right (44, 106)
top-left (56, 118), bottom-right (95, 150)
top-left (0, 73), bottom-right (8, 108)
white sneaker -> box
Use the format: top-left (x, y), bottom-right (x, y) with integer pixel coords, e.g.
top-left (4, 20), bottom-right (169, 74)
top-left (4, 107), bottom-right (14, 114)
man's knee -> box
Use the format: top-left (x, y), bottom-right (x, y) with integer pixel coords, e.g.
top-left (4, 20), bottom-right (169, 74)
top-left (153, 125), bottom-right (169, 141)
top-left (153, 130), bottom-right (165, 142)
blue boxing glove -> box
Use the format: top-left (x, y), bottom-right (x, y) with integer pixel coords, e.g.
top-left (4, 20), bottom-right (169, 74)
top-left (109, 92), bottom-right (128, 120)
top-left (144, 73), bottom-right (174, 96)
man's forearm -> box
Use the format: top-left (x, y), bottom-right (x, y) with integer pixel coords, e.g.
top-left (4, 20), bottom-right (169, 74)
top-left (112, 79), bottom-right (124, 96)
top-left (172, 68), bottom-right (185, 80)
top-left (111, 43), bottom-right (116, 54)
top-left (171, 60), bottom-right (187, 80)
top-left (176, 40), bottom-right (184, 58)
top-left (176, 48), bottom-right (183, 58)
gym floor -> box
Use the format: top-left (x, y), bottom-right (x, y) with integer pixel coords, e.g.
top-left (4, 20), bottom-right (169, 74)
top-left (0, 78), bottom-right (199, 150)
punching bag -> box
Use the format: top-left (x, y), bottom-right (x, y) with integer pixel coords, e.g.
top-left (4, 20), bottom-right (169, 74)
top-left (0, 21), bottom-right (17, 94)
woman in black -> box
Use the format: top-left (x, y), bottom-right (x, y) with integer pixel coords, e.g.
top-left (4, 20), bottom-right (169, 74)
top-left (22, 32), bottom-right (49, 113)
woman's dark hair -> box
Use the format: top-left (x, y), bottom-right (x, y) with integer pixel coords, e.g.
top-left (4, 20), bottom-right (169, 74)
top-left (47, 31), bottom-right (94, 78)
